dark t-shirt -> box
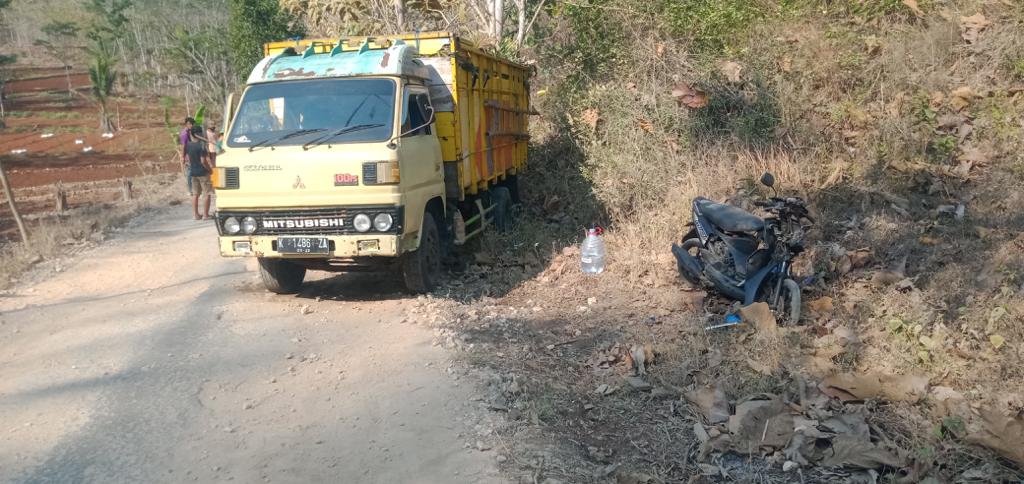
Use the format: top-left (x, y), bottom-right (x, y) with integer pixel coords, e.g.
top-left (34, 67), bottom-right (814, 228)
top-left (186, 141), bottom-right (209, 177)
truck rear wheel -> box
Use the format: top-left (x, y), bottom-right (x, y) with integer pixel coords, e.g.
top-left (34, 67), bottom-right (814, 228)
top-left (403, 212), bottom-right (442, 293)
top-left (492, 186), bottom-right (513, 232)
top-left (258, 258), bottom-right (306, 294)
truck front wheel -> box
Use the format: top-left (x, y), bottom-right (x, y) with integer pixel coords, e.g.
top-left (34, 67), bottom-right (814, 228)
top-left (403, 212), bottom-right (442, 293)
top-left (258, 258), bottom-right (306, 294)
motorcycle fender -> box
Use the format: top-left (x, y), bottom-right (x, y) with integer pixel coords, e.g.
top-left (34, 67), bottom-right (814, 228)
top-left (743, 263), bottom-right (778, 305)
top-left (692, 203), bottom-right (711, 244)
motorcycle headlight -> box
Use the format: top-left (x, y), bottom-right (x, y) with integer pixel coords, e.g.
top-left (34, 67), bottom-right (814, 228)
top-left (353, 213), bottom-right (371, 233)
top-left (224, 217), bottom-right (241, 235)
top-left (241, 216), bottom-right (257, 234)
top-left (373, 213), bottom-right (393, 232)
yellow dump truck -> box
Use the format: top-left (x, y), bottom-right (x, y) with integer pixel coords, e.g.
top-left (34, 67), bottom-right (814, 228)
top-left (213, 32), bottom-right (531, 294)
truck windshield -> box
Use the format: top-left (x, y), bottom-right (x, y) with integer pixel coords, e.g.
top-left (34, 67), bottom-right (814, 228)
top-left (227, 78), bottom-right (395, 148)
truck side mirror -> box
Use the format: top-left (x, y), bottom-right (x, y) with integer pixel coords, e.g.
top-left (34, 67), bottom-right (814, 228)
top-left (760, 172), bottom-right (775, 188)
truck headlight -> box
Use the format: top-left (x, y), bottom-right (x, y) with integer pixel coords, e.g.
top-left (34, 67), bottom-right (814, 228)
top-left (373, 213), bottom-right (393, 231)
top-left (241, 216), bottom-right (257, 234)
top-left (224, 217), bottom-right (241, 235)
top-left (353, 213), bottom-right (371, 232)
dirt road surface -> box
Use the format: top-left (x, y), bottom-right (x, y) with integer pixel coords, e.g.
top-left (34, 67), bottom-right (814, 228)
top-left (0, 206), bottom-right (504, 483)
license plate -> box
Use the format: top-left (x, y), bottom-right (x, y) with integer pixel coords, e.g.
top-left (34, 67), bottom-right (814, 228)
top-left (278, 237), bottom-right (330, 254)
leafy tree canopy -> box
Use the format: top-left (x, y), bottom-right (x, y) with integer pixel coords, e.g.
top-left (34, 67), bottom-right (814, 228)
top-left (228, 0), bottom-right (303, 78)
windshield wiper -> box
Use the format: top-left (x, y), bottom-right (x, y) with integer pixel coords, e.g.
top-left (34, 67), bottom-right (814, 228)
top-left (248, 128), bottom-right (327, 152)
top-left (303, 124), bottom-right (385, 150)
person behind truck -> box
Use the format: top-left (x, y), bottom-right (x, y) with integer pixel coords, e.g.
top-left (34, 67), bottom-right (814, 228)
top-left (186, 127), bottom-right (213, 220)
top-left (180, 117), bottom-right (195, 196)
top-left (205, 124), bottom-right (219, 167)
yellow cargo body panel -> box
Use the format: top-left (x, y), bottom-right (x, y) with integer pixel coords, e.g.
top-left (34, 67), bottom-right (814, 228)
top-left (263, 32), bottom-right (531, 200)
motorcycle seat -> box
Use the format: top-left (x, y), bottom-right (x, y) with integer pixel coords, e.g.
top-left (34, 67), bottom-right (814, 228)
top-left (695, 198), bottom-right (765, 233)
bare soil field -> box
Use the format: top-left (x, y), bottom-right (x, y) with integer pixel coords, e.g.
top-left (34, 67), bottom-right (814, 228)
top-left (0, 67), bottom-right (179, 238)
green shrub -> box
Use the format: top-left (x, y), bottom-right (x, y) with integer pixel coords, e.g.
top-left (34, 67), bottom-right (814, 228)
top-left (659, 0), bottom-right (767, 52)
top-left (689, 79), bottom-right (782, 147)
top-left (544, 0), bottom-right (626, 93)
top-left (844, 0), bottom-right (906, 18)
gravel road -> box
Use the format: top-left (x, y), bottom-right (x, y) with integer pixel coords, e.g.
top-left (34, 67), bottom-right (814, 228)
top-left (0, 206), bottom-right (503, 483)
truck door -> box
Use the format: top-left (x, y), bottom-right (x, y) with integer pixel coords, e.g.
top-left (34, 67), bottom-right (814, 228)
top-left (398, 87), bottom-right (444, 221)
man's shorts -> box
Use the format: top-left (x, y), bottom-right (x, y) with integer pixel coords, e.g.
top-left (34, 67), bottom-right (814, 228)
top-left (191, 176), bottom-right (213, 195)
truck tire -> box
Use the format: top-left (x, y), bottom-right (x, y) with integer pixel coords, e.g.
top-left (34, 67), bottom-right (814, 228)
top-left (258, 258), bottom-right (306, 294)
top-left (492, 186), bottom-right (513, 232)
top-left (504, 175), bottom-right (522, 205)
top-left (403, 212), bottom-right (442, 293)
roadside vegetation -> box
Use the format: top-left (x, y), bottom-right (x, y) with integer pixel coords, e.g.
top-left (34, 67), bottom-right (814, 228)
top-left (1, 0), bottom-right (1022, 481)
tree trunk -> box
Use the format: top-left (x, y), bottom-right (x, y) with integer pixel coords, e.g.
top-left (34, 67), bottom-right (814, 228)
top-left (394, 0), bottom-right (406, 30)
top-left (514, 0), bottom-right (527, 48)
top-left (0, 158), bottom-right (29, 245)
top-left (120, 177), bottom-right (133, 201)
top-left (64, 65), bottom-right (73, 96)
top-left (98, 104), bottom-right (114, 133)
top-left (54, 181), bottom-right (67, 213)
top-left (493, 0), bottom-right (505, 41)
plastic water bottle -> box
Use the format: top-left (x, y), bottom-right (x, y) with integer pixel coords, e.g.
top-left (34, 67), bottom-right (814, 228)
top-left (580, 227), bottom-right (606, 274)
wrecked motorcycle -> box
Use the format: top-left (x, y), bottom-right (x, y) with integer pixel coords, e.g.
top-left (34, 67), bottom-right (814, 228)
top-left (671, 173), bottom-right (812, 324)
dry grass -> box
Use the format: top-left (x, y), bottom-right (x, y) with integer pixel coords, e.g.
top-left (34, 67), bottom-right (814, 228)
top-left (437, 0), bottom-right (1024, 481)
top-left (0, 174), bottom-right (182, 288)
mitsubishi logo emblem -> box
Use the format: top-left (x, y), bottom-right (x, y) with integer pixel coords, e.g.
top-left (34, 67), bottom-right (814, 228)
top-left (292, 175), bottom-right (305, 189)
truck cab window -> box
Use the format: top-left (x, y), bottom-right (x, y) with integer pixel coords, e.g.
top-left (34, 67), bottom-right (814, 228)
top-left (401, 93), bottom-right (432, 137)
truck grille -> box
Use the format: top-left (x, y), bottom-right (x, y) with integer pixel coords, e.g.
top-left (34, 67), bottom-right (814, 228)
top-left (223, 167), bottom-right (240, 189)
top-left (216, 206), bottom-right (404, 236)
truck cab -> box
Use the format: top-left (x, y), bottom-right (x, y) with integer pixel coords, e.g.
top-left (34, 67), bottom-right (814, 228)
top-left (214, 33), bottom-right (530, 294)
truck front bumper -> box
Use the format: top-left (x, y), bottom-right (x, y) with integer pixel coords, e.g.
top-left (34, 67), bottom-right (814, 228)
top-left (220, 234), bottom-right (401, 258)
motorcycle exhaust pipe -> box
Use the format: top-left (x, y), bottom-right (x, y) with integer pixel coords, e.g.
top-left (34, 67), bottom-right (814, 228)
top-left (671, 242), bottom-right (704, 286)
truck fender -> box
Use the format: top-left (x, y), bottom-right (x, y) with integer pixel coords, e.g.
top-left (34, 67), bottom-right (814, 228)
top-left (404, 197), bottom-right (446, 252)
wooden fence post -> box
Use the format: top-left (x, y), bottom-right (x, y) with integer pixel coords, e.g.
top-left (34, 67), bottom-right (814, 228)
top-left (0, 158), bottom-right (28, 245)
top-left (55, 181), bottom-right (67, 213)
top-left (121, 177), bottom-right (133, 201)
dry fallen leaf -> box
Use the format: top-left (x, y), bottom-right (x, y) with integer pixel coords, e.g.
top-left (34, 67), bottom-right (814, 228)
top-left (739, 302), bottom-right (778, 335)
top-left (727, 396), bottom-right (794, 453)
top-left (706, 348), bottom-right (723, 369)
top-left (960, 13), bottom-right (992, 43)
top-left (864, 35), bottom-right (882, 55)
top-left (745, 357), bottom-right (773, 376)
top-left (819, 436), bottom-right (904, 469)
top-left (636, 118), bottom-right (653, 133)
top-left (780, 56), bottom-right (793, 73)
top-left (806, 297), bottom-right (835, 318)
top-left (671, 82), bottom-right (708, 109)
top-left (989, 334), bottom-right (1006, 350)
top-left (580, 108), bottom-right (600, 130)
top-left (966, 405), bottom-right (1024, 466)
top-left (820, 372), bottom-right (929, 402)
top-left (960, 145), bottom-right (991, 165)
top-left (835, 255), bottom-right (853, 276)
top-left (720, 61), bottom-right (743, 83)
top-left (902, 0), bottom-right (923, 16)
top-left (684, 385), bottom-right (731, 424)
top-left (848, 249), bottom-right (872, 269)
top-left (949, 86), bottom-right (979, 111)
top-left (929, 386), bottom-right (969, 418)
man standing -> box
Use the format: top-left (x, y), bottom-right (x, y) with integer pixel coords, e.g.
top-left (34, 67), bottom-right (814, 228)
top-left (180, 117), bottom-right (195, 196)
top-left (186, 127), bottom-right (213, 220)
top-left (205, 123), bottom-right (219, 168)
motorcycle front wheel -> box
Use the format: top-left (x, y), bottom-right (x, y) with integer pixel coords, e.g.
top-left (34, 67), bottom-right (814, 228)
top-left (775, 278), bottom-right (801, 325)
